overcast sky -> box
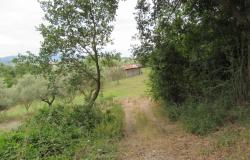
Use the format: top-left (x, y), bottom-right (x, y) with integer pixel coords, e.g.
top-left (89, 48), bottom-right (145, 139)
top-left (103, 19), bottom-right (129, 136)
top-left (0, 0), bottom-right (138, 58)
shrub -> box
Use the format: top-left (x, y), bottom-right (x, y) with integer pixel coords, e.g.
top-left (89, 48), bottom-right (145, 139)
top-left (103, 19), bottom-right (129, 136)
top-left (149, 46), bottom-right (188, 105)
top-left (164, 99), bottom-right (250, 136)
top-left (79, 105), bottom-right (124, 159)
top-left (70, 105), bottom-right (103, 132)
top-left (165, 105), bottom-right (182, 122)
top-left (0, 105), bottom-right (89, 159)
top-left (181, 103), bottom-right (225, 135)
top-left (94, 105), bottom-right (124, 139)
top-left (227, 106), bottom-right (250, 124)
top-left (0, 103), bottom-right (123, 159)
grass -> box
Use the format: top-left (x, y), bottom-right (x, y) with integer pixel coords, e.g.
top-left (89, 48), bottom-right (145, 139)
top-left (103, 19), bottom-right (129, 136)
top-left (102, 68), bottom-right (149, 98)
top-left (0, 97), bottom-right (69, 123)
top-left (4, 102), bottom-right (43, 119)
top-left (199, 125), bottom-right (250, 159)
top-left (134, 108), bottom-right (149, 130)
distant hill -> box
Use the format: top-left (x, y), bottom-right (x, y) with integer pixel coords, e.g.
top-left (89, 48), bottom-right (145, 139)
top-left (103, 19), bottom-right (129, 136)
top-left (0, 55), bottom-right (18, 64)
top-left (0, 54), bottom-right (61, 64)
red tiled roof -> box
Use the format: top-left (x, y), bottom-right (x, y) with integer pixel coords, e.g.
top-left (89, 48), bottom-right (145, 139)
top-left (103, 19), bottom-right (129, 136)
top-left (122, 64), bottom-right (142, 70)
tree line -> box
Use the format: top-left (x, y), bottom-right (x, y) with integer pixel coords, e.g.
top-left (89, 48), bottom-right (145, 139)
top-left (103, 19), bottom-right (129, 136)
top-left (134, 0), bottom-right (250, 134)
top-left (134, 0), bottom-right (250, 106)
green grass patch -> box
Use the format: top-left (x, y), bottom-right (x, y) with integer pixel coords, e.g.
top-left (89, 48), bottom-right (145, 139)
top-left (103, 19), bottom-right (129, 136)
top-left (103, 68), bottom-right (149, 98)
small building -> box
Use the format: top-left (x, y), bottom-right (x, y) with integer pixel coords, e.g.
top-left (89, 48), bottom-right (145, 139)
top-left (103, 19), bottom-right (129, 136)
top-left (122, 64), bottom-right (142, 77)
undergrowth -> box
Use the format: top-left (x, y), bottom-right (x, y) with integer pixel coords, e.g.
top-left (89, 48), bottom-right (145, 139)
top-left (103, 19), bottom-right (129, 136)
top-left (164, 101), bottom-right (250, 135)
top-left (0, 100), bottom-right (124, 159)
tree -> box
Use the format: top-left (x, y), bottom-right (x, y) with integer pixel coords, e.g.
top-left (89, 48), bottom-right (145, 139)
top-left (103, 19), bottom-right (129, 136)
top-left (101, 51), bottom-right (124, 84)
top-left (0, 79), bottom-right (10, 111)
top-left (0, 63), bottom-right (17, 87)
top-left (133, 0), bottom-right (155, 66)
top-left (13, 52), bottom-right (41, 76)
top-left (135, 0), bottom-right (250, 105)
top-left (55, 75), bottom-right (78, 104)
top-left (37, 0), bottom-right (119, 106)
top-left (101, 51), bottom-right (122, 67)
top-left (108, 66), bottom-right (124, 85)
top-left (14, 75), bottom-right (44, 111)
top-left (16, 51), bottom-right (68, 107)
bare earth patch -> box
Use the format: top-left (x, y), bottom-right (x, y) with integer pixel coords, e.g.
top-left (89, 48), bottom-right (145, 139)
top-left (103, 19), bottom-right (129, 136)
top-left (118, 97), bottom-right (240, 160)
top-left (0, 119), bottom-right (22, 132)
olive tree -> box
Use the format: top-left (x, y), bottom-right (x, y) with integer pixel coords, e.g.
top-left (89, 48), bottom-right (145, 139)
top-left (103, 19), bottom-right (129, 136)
top-left (52, 75), bottom-right (78, 104)
top-left (15, 75), bottom-right (43, 111)
top-left (16, 52), bottom-right (69, 107)
top-left (108, 66), bottom-right (124, 85)
top-left (38, 0), bottom-right (119, 106)
top-left (0, 79), bottom-right (11, 110)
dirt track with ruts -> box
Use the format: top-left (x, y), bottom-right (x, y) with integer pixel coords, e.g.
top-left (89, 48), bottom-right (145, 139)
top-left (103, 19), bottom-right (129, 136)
top-left (118, 97), bottom-right (228, 160)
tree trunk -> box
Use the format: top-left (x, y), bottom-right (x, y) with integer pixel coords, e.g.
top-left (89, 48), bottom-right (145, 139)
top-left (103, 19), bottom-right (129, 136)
top-left (88, 56), bottom-right (101, 107)
top-left (25, 104), bottom-right (31, 111)
top-left (48, 95), bottom-right (55, 107)
top-left (88, 11), bottom-right (101, 107)
top-left (231, 0), bottom-right (250, 103)
top-left (41, 95), bottom-right (55, 107)
top-left (88, 35), bottom-right (101, 107)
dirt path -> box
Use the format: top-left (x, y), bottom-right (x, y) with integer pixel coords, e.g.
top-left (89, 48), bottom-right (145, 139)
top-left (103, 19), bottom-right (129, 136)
top-left (118, 97), bottom-right (221, 160)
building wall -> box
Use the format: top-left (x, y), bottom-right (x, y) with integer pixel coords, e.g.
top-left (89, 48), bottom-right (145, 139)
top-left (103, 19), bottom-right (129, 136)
top-left (125, 68), bottom-right (141, 77)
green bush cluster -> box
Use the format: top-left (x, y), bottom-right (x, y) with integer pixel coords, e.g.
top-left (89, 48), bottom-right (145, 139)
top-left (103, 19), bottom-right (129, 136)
top-left (164, 103), bottom-right (223, 135)
top-left (164, 101), bottom-right (250, 135)
top-left (180, 103), bottom-right (225, 135)
top-left (135, 0), bottom-right (250, 136)
top-left (0, 103), bottom-right (123, 159)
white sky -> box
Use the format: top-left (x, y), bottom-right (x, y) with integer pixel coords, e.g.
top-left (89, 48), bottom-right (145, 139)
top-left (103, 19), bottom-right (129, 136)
top-left (0, 0), bottom-right (138, 58)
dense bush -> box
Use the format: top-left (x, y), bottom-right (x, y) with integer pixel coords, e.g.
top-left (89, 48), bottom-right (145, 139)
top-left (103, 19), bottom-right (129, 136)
top-left (150, 45), bottom-right (188, 105)
top-left (164, 105), bottom-right (182, 122)
top-left (135, 0), bottom-right (250, 135)
top-left (0, 103), bottom-right (123, 159)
